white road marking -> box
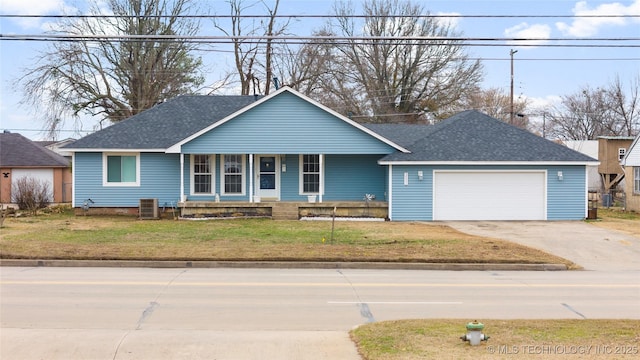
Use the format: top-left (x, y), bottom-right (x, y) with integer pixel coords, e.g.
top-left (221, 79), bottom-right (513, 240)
top-left (328, 301), bottom-right (463, 305)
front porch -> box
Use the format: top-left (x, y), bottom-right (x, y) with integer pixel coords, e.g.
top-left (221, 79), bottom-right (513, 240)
top-left (178, 201), bottom-right (389, 220)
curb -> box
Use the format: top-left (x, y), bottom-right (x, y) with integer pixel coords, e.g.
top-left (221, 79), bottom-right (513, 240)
top-left (0, 259), bottom-right (567, 271)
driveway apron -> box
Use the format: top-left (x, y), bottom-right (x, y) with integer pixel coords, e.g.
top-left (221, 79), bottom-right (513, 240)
top-left (444, 221), bottom-right (640, 271)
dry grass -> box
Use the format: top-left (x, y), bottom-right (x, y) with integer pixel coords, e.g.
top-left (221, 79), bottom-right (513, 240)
top-left (589, 208), bottom-right (640, 238)
top-left (0, 210), bottom-right (572, 266)
top-left (351, 319), bottom-right (640, 360)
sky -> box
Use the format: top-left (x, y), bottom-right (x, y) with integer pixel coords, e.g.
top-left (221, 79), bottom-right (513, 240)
top-left (1, 0), bottom-right (639, 140)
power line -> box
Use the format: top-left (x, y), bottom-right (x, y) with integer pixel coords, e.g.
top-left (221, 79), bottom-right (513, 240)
top-left (2, 33), bottom-right (639, 48)
top-left (2, 34), bottom-right (638, 41)
top-left (2, 14), bottom-right (639, 19)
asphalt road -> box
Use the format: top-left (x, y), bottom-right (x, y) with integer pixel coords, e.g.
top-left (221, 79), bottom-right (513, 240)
top-left (2, 267), bottom-right (639, 360)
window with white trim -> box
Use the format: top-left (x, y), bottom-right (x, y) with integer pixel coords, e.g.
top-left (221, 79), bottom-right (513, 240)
top-left (619, 148), bottom-right (626, 161)
top-left (103, 153), bottom-right (139, 186)
top-left (221, 154), bottom-right (245, 195)
top-left (300, 154), bottom-right (320, 194)
top-left (192, 154), bottom-right (213, 194)
top-left (634, 167), bottom-right (640, 194)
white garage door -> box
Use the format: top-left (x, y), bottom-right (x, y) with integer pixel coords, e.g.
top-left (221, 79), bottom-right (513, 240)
top-left (433, 171), bottom-right (546, 221)
top-left (12, 169), bottom-right (54, 201)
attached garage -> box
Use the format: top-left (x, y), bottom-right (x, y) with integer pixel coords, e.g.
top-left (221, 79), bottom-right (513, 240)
top-left (374, 110), bottom-right (597, 221)
top-left (433, 171), bottom-right (546, 221)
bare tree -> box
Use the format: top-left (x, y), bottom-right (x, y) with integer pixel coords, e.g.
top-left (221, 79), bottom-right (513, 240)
top-left (276, 29), bottom-right (333, 95)
top-left (17, 0), bottom-right (204, 137)
top-left (544, 77), bottom-right (640, 140)
top-left (215, 0), bottom-right (289, 95)
top-left (459, 87), bottom-right (530, 128)
top-left (12, 177), bottom-right (51, 216)
top-left (215, 0), bottom-right (259, 95)
top-left (324, 0), bottom-right (483, 123)
top-left (544, 86), bottom-right (610, 140)
top-left (606, 74), bottom-right (640, 137)
top-left (275, 27), bottom-right (362, 116)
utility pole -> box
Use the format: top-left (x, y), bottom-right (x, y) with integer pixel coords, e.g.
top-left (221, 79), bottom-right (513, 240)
top-left (509, 49), bottom-right (518, 124)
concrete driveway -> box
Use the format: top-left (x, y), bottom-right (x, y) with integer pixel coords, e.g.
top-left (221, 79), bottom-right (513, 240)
top-left (444, 221), bottom-right (640, 271)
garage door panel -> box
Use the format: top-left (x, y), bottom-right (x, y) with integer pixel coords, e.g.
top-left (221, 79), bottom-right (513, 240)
top-left (434, 171), bottom-right (546, 221)
top-left (12, 169), bottom-right (55, 202)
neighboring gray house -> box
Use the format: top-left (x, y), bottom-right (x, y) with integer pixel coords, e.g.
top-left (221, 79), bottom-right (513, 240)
top-left (63, 87), bottom-right (598, 220)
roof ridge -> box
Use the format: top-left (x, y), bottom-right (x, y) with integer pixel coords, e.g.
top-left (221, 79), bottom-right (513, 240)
top-left (404, 110), bottom-right (468, 140)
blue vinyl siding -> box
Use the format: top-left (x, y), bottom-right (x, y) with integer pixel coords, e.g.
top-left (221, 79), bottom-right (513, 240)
top-left (74, 152), bottom-right (181, 207)
top-left (281, 154), bottom-right (386, 201)
top-left (323, 154), bottom-right (387, 201)
top-left (390, 165), bottom-right (587, 221)
top-left (546, 165), bottom-right (587, 220)
top-left (389, 165), bottom-right (433, 221)
top-left (182, 91), bottom-right (396, 155)
top-left (280, 154), bottom-right (300, 200)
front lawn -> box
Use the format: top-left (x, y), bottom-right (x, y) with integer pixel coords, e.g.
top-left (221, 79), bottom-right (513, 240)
top-left (351, 319), bottom-right (640, 360)
top-left (0, 209), bottom-right (572, 266)
top-left (588, 208), bottom-right (640, 237)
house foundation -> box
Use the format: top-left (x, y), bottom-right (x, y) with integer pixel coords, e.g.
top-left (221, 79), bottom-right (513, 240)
top-left (178, 201), bottom-right (389, 220)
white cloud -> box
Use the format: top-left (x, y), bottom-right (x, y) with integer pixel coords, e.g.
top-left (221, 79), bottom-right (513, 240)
top-left (504, 22), bottom-right (552, 47)
top-left (0, 0), bottom-right (64, 15)
top-left (436, 12), bottom-right (461, 29)
top-left (0, 0), bottom-right (74, 29)
top-left (527, 95), bottom-right (562, 111)
top-left (556, 0), bottom-right (640, 37)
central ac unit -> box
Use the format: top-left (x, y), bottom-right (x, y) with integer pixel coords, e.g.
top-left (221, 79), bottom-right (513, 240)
top-left (139, 198), bottom-right (159, 219)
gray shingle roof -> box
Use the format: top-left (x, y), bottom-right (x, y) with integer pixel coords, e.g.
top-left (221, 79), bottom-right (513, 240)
top-left (363, 123), bottom-right (437, 149)
top-left (63, 95), bottom-right (597, 164)
top-left (374, 110), bottom-right (597, 162)
top-left (64, 95), bottom-right (262, 149)
top-left (0, 133), bottom-right (70, 167)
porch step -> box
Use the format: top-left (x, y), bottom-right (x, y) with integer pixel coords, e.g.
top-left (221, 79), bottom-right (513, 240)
top-left (271, 202), bottom-right (299, 220)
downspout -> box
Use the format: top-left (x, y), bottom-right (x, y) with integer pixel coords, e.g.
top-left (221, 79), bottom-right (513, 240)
top-left (319, 154), bottom-right (324, 203)
top-left (249, 154), bottom-right (254, 202)
top-left (388, 164), bottom-right (393, 220)
top-left (180, 153), bottom-right (185, 202)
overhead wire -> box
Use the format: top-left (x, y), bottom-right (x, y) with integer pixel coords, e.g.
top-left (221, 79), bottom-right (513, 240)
top-left (1, 13), bottom-right (638, 19)
top-left (1, 12), bottom-right (638, 133)
top-left (2, 33), bottom-right (639, 43)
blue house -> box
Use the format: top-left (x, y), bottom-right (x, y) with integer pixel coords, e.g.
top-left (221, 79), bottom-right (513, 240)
top-left (64, 87), bottom-right (597, 220)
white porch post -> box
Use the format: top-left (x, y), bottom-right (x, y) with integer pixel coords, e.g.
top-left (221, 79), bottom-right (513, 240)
top-left (319, 153), bottom-right (324, 203)
top-left (249, 154), bottom-right (254, 202)
top-left (180, 153), bottom-right (186, 202)
top-left (71, 153), bottom-right (76, 207)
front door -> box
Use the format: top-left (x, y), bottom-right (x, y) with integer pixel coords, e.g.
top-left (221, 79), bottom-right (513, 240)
top-left (255, 155), bottom-right (280, 200)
